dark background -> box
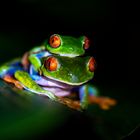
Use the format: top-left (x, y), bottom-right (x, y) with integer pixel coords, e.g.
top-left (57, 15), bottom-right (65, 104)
top-left (0, 0), bottom-right (138, 140)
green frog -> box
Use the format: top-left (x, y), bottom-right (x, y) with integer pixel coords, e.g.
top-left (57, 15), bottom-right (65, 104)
top-left (0, 34), bottom-right (116, 110)
top-left (21, 34), bottom-right (90, 70)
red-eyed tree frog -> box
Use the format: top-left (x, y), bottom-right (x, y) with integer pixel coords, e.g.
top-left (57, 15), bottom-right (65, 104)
top-left (0, 35), bottom-right (116, 110)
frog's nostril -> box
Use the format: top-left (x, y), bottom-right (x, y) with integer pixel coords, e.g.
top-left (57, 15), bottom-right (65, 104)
top-left (88, 57), bottom-right (96, 72)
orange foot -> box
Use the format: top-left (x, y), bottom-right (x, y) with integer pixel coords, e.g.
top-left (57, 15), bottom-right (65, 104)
top-left (3, 75), bottom-right (23, 90)
top-left (58, 97), bottom-right (81, 110)
top-left (89, 96), bottom-right (117, 110)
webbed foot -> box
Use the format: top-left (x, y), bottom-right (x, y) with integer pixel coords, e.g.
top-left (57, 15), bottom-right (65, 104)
top-left (58, 97), bottom-right (81, 111)
top-left (3, 75), bottom-right (23, 90)
top-left (89, 96), bottom-right (117, 110)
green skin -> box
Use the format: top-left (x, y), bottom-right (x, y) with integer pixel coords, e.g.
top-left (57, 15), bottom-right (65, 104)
top-left (0, 34), bottom-right (116, 110)
top-left (14, 55), bottom-right (94, 109)
top-left (28, 34), bottom-right (86, 71)
top-left (0, 35), bottom-right (95, 109)
top-left (44, 35), bottom-right (86, 57)
top-left (41, 55), bottom-right (94, 85)
top-left (29, 35), bottom-right (86, 57)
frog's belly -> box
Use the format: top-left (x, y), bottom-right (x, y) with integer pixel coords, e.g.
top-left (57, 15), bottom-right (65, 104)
top-left (33, 75), bottom-right (72, 96)
top-left (43, 87), bottom-right (71, 97)
top-left (35, 76), bottom-right (72, 89)
top-left (29, 65), bottom-right (73, 96)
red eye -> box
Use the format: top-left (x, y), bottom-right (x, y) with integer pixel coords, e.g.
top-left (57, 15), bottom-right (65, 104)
top-left (83, 36), bottom-right (90, 49)
top-left (49, 34), bottom-right (61, 48)
top-left (88, 57), bottom-right (96, 72)
top-left (44, 56), bottom-right (58, 71)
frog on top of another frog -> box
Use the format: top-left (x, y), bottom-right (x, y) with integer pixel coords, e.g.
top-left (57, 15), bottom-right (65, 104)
top-left (0, 34), bottom-right (116, 110)
top-left (22, 34), bottom-right (89, 70)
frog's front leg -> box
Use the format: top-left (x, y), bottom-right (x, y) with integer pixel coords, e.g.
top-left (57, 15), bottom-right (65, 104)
top-left (21, 46), bottom-right (46, 70)
top-left (89, 96), bottom-right (117, 110)
top-left (79, 85), bottom-right (117, 110)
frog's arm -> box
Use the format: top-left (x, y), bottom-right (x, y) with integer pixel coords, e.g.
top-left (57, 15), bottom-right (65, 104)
top-left (21, 46), bottom-right (46, 69)
top-left (27, 46), bottom-right (45, 70)
top-left (79, 85), bottom-right (89, 109)
top-left (14, 70), bottom-right (58, 101)
top-left (28, 50), bottom-right (51, 71)
top-left (28, 54), bottom-right (42, 71)
top-left (79, 84), bottom-right (117, 110)
top-left (29, 46), bottom-right (45, 54)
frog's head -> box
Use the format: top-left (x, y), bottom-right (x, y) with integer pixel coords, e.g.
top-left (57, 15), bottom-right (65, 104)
top-left (40, 55), bottom-right (95, 86)
top-left (44, 34), bottom-right (90, 57)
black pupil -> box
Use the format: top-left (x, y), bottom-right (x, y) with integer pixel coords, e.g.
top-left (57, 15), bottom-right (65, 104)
top-left (46, 60), bottom-right (50, 68)
top-left (52, 38), bottom-right (54, 43)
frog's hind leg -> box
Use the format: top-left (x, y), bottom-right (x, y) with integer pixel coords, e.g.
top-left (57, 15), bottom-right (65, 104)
top-left (58, 97), bottom-right (81, 111)
top-left (0, 60), bottom-right (24, 89)
top-left (3, 74), bottom-right (23, 89)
